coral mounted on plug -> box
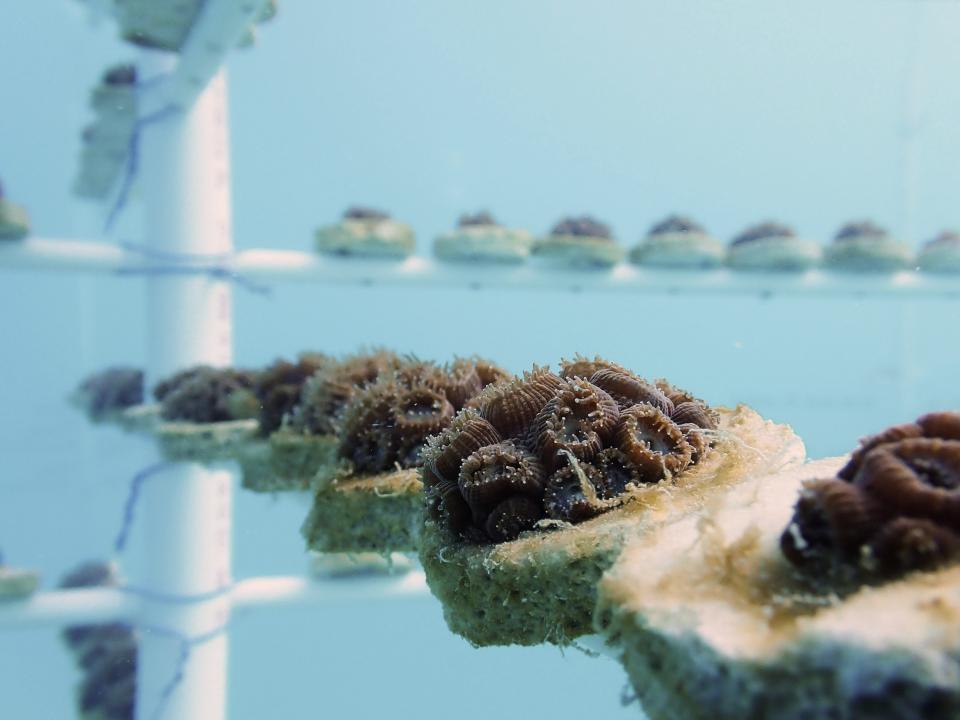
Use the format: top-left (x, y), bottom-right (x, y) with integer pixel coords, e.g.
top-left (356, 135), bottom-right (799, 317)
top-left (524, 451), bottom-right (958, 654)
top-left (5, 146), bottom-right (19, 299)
top-left (301, 355), bottom-right (508, 556)
top-left (416, 356), bottom-right (792, 647)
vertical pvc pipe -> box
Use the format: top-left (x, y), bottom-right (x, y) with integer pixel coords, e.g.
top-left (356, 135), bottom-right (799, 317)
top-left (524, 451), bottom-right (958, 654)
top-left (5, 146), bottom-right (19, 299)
top-left (135, 54), bottom-right (234, 720)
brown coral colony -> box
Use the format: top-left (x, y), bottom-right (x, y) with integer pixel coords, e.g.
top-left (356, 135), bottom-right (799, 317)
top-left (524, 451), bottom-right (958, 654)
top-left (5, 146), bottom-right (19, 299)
top-left (781, 411), bottom-right (960, 580)
top-left (336, 357), bottom-right (505, 474)
top-left (423, 359), bottom-right (717, 544)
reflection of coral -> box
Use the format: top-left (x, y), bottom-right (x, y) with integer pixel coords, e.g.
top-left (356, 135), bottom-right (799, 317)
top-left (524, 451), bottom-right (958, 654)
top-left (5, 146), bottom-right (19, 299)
top-left (74, 367), bottom-right (143, 420)
top-left (423, 360), bottom-right (715, 543)
top-left (157, 366), bottom-right (257, 423)
top-left (781, 412), bottom-right (960, 580)
top-left (59, 561), bottom-right (135, 720)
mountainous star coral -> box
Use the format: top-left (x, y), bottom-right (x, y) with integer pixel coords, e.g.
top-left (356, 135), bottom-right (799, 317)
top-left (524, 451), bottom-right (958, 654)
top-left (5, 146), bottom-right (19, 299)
top-left (781, 411), bottom-right (960, 580)
top-left (422, 360), bottom-right (717, 543)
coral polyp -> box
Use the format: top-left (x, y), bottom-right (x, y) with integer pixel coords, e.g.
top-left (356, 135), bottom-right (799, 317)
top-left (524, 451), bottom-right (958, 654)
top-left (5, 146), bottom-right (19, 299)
top-left (485, 495), bottom-right (544, 543)
top-left (615, 404), bottom-right (693, 481)
top-left (458, 441), bottom-right (546, 515)
top-left (671, 401), bottom-right (716, 430)
top-left (781, 411), bottom-right (960, 581)
top-left (854, 439), bottom-right (960, 526)
top-left (479, 366), bottom-right (564, 438)
top-left (868, 517), bottom-right (960, 576)
top-left (528, 378), bottom-right (619, 471)
top-left (590, 367), bottom-right (674, 415)
top-left (779, 478), bottom-right (882, 568)
top-left (543, 463), bottom-right (604, 522)
top-left (423, 409), bottom-right (503, 483)
top-left (424, 359), bottom-right (715, 543)
top-left (557, 354), bottom-right (621, 381)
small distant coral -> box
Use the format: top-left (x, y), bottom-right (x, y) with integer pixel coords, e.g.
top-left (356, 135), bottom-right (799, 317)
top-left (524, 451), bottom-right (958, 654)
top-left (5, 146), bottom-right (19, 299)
top-left (155, 365), bottom-right (257, 423)
top-left (458, 211), bottom-right (499, 227)
top-left (59, 561), bottom-right (136, 720)
top-left (343, 206), bottom-right (390, 221)
top-left (648, 215), bottom-right (705, 236)
top-left (834, 220), bottom-right (888, 242)
top-left (781, 411), bottom-right (960, 580)
top-left (925, 230), bottom-right (960, 249)
top-left (422, 360), bottom-right (716, 544)
top-left (731, 222), bottom-right (795, 247)
top-left (550, 215), bottom-right (612, 239)
top-left (74, 367), bottom-right (144, 419)
top-left (103, 64), bottom-right (137, 86)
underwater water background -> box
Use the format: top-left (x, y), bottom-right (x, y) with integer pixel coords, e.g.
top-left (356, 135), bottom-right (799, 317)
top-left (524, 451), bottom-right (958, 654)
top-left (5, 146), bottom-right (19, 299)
top-left (2, 1), bottom-right (960, 718)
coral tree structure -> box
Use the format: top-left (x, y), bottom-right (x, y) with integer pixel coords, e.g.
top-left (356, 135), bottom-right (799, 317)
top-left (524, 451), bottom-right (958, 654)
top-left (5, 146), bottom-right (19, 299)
top-left (781, 411), bottom-right (960, 580)
top-left (422, 357), bottom-right (717, 544)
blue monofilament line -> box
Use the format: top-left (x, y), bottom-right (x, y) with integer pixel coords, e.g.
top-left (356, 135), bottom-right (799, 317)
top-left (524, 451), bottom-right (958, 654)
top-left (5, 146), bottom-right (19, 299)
top-left (115, 241), bottom-right (273, 295)
top-left (104, 105), bottom-right (181, 234)
top-left (114, 461), bottom-right (171, 554)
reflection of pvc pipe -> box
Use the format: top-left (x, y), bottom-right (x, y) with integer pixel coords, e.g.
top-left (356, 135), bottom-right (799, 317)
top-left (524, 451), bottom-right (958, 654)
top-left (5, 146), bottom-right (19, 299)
top-left (4, 242), bottom-right (958, 299)
top-left (135, 51), bottom-right (234, 719)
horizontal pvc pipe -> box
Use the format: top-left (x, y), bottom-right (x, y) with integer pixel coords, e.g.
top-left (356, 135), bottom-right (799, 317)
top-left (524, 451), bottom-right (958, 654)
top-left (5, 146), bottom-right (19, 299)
top-left (3, 239), bottom-right (960, 299)
top-left (231, 572), bottom-right (428, 610)
top-left (0, 574), bottom-right (428, 631)
top-left (0, 587), bottom-right (138, 629)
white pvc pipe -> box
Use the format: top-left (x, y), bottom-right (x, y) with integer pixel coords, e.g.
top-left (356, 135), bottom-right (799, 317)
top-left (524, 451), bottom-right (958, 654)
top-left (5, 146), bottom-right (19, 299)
top-left (140, 0), bottom-right (272, 115)
top-left (135, 51), bottom-right (235, 720)
top-left (0, 587), bottom-right (138, 629)
top-left (231, 572), bottom-right (428, 611)
top-left (0, 573), bottom-right (428, 631)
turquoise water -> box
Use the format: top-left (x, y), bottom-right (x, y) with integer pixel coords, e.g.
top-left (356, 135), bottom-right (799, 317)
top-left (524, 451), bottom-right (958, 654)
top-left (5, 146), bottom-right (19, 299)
top-left (3, 2), bottom-right (960, 719)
